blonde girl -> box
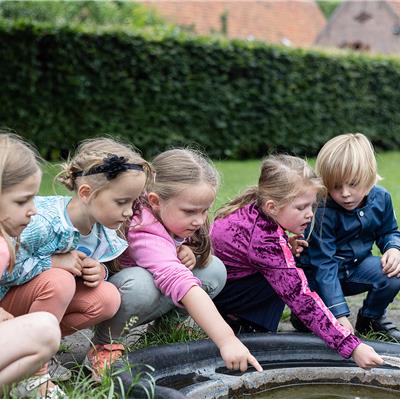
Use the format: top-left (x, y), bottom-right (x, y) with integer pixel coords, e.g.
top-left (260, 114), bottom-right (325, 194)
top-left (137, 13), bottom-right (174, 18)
top-left (297, 133), bottom-right (400, 341)
top-left (92, 149), bottom-right (262, 377)
top-left (1, 137), bottom-right (150, 390)
top-left (0, 133), bottom-right (60, 396)
top-left (211, 154), bottom-right (383, 370)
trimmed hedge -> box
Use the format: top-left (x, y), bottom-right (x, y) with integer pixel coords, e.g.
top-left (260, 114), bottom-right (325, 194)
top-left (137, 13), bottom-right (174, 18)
top-left (1, 21), bottom-right (400, 159)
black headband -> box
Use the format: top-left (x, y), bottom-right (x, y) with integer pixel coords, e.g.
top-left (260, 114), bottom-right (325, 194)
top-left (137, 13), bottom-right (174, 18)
top-left (72, 154), bottom-right (144, 180)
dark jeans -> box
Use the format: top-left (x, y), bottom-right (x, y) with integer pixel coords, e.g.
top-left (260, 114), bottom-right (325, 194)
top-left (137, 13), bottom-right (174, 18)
top-left (304, 255), bottom-right (400, 319)
top-left (213, 272), bottom-right (285, 331)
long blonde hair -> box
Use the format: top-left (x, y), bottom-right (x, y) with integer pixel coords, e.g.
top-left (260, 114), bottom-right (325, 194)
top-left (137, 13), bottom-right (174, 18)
top-left (147, 148), bottom-right (220, 267)
top-left (57, 137), bottom-right (153, 195)
top-left (316, 133), bottom-right (380, 191)
top-left (216, 154), bottom-right (325, 219)
top-left (0, 132), bottom-right (41, 271)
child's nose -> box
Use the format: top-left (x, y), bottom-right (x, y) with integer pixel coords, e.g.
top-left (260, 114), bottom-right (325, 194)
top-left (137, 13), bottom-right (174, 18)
top-left (123, 208), bottom-right (133, 218)
top-left (306, 208), bottom-right (313, 219)
top-left (193, 215), bottom-right (205, 226)
top-left (27, 207), bottom-right (37, 217)
top-left (341, 186), bottom-right (351, 197)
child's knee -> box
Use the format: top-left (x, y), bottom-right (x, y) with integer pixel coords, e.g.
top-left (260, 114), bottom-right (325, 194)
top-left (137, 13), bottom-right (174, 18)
top-left (112, 267), bottom-right (161, 311)
top-left (94, 282), bottom-right (121, 320)
top-left (39, 269), bottom-right (76, 302)
top-left (386, 275), bottom-right (400, 293)
top-left (28, 312), bottom-right (61, 355)
top-left (196, 256), bottom-right (227, 298)
top-left (38, 313), bottom-right (61, 353)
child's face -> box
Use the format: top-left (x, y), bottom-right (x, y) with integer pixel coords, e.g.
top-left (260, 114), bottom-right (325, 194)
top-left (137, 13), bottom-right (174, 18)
top-left (272, 190), bottom-right (316, 235)
top-left (0, 170), bottom-right (41, 237)
top-left (150, 182), bottom-right (215, 239)
top-left (87, 171), bottom-right (146, 230)
top-left (329, 182), bottom-right (369, 210)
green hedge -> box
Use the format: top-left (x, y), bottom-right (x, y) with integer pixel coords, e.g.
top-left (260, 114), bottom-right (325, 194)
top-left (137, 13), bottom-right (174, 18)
top-left (1, 21), bottom-right (400, 159)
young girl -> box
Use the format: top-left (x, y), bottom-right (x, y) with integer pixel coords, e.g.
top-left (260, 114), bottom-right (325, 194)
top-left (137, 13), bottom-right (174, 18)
top-left (297, 133), bottom-right (400, 341)
top-left (1, 137), bottom-right (150, 392)
top-left (0, 133), bottom-right (61, 395)
top-left (211, 154), bottom-right (383, 369)
top-left (91, 149), bottom-right (262, 378)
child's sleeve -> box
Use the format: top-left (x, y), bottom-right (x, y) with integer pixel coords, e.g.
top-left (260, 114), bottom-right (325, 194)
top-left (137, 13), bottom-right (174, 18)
top-left (248, 225), bottom-right (360, 359)
top-left (14, 216), bottom-right (57, 276)
top-left (126, 225), bottom-right (201, 307)
top-left (307, 208), bottom-right (350, 318)
top-left (0, 237), bottom-right (10, 277)
top-left (375, 191), bottom-right (400, 253)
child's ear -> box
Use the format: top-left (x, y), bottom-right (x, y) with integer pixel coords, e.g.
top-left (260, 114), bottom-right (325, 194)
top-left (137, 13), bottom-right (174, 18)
top-left (263, 200), bottom-right (278, 216)
top-left (147, 192), bottom-right (161, 211)
top-left (77, 184), bottom-right (93, 204)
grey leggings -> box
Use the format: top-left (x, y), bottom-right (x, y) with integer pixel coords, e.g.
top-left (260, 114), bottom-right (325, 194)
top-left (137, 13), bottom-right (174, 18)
top-left (93, 256), bottom-right (227, 344)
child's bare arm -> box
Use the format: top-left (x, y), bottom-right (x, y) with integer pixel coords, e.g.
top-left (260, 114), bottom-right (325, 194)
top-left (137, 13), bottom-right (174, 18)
top-left (351, 343), bottom-right (383, 369)
top-left (381, 248), bottom-right (400, 277)
top-left (181, 286), bottom-right (262, 372)
top-left (51, 250), bottom-right (85, 277)
top-left (177, 245), bottom-right (197, 270)
top-left (81, 257), bottom-right (106, 287)
top-left (0, 307), bottom-right (13, 323)
top-left (288, 234), bottom-right (308, 257)
top-left (337, 316), bottom-right (354, 334)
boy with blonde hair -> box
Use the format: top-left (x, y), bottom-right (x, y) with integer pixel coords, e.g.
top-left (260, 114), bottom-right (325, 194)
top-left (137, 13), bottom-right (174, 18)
top-left (294, 133), bottom-right (400, 340)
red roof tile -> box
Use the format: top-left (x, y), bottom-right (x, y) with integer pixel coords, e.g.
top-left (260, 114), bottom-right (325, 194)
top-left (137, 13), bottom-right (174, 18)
top-left (140, 0), bottom-right (326, 47)
top-left (387, 0), bottom-right (400, 15)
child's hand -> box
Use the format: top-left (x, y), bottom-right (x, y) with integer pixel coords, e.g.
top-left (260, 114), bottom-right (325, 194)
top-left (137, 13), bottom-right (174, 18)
top-left (288, 234), bottom-right (308, 257)
top-left (51, 250), bottom-right (85, 277)
top-left (352, 343), bottom-right (384, 369)
top-left (337, 316), bottom-right (354, 334)
top-left (0, 307), bottom-right (13, 323)
top-left (81, 257), bottom-right (105, 287)
top-left (219, 336), bottom-right (263, 372)
top-left (177, 245), bottom-right (197, 270)
top-left (381, 248), bottom-right (400, 277)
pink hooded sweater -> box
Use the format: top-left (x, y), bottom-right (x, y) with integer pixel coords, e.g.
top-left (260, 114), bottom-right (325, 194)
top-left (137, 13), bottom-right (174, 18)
top-left (211, 202), bottom-right (361, 359)
top-left (0, 237), bottom-right (9, 277)
top-left (119, 208), bottom-right (201, 306)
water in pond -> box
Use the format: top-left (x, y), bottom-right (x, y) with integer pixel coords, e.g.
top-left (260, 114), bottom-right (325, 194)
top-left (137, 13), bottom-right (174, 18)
top-left (240, 383), bottom-right (400, 399)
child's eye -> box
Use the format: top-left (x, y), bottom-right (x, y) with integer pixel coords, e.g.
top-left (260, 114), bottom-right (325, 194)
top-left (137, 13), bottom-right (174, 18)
top-left (115, 200), bottom-right (128, 205)
top-left (183, 210), bottom-right (196, 215)
top-left (349, 181), bottom-right (359, 187)
top-left (15, 200), bottom-right (28, 206)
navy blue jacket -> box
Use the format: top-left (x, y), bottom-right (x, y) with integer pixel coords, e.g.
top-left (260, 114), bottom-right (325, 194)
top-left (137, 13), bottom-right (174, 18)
top-left (298, 186), bottom-right (400, 318)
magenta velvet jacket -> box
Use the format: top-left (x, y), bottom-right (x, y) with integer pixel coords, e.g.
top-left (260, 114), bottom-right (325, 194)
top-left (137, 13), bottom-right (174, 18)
top-left (210, 202), bottom-right (361, 359)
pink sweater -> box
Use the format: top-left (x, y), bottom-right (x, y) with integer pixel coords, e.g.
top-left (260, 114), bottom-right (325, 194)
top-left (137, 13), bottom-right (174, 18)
top-left (0, 237), bottom-right (9, 278)
top-left (119, 208), bottom-right (201, 306)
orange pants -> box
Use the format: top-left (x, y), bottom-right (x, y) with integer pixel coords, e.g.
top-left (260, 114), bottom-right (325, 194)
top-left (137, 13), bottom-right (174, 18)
top-left (0, 268), bottom-right (120, 336)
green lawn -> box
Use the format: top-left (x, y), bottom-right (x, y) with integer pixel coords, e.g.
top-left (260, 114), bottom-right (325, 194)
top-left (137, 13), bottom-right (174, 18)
top-left (37, 151), bottom-right (400, 398)
top-left (40, 151), bottom-right (400, 217)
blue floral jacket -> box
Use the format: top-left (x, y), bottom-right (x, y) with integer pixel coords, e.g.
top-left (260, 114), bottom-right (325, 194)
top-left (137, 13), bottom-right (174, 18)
top-left (0, 196), bottom-right (127, 300)
top-left (298, 186), bottom-right (400, 317)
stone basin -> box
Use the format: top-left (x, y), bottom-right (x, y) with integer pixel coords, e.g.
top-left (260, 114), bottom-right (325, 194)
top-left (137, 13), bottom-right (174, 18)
top-left (117, 333), bottom-right (400, 398)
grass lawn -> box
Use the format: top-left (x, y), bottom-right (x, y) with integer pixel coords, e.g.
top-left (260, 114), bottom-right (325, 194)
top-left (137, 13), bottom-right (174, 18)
top-left (36, 152), bottom-right (400, 398)
top-left (40, 151), bottom-right (400, 217)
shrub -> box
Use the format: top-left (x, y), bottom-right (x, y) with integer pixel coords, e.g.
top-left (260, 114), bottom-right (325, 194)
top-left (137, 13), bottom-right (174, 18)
top-left (1, 20), bottom-right (400, 159)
